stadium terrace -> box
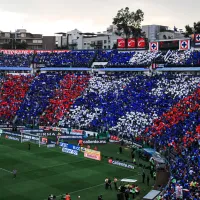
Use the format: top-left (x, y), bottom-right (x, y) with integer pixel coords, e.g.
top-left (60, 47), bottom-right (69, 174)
top-left (0, 49), bottom-right (199, 200)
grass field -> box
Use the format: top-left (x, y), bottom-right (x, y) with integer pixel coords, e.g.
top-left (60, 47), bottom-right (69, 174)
top-left (0, 137), bottom-right (154, 200)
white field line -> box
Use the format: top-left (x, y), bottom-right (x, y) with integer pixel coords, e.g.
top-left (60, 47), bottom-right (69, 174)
top-left (1, 159), bottom-right (86, 176)
top-left (24, 159), bottom-right (87, 174)
top-left (0, 140), bottom-right (136, 199)
top-left (0, 167), bottom-right (13, 174)
top-left (0, 140), bottom-right (135, 173)
top-left (44, 175), bottom-right (135, 200)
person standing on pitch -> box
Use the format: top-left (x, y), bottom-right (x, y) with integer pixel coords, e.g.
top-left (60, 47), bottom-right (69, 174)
top-left (108, 178), bottom-right (112, 190)
top-left (142, 172), bottom-right (145, 183)
top-left (13, 169), bottom-right (17, 179)
top-left (65, 193), bottom-right (71, 200)
top-left (28, 142), bottom-right (31, 151)
top-left (114, 177), bottom-right (118, 190)
top-left (105, 178), bottom-right (108, 189)
top-left (147, 175), bottom-right (150, 186)
top-left (98, 194), bottom-right (103, 200)
top-left (119, 146), bottom-right (122, 154)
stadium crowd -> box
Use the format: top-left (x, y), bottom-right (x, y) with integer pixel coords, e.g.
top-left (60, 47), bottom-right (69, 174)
top-left (0, 74), bottom-right (34, 123)
top-left (0, 53), bottom-right (33, 67)
top-left (16, 73), bottom-right (64, 125)
top-left (61, 73), bottom-right (200, 134)
top-left (0, 50), bottom-right (199, 199)
top-left (0, 49), bottom-right (199, 68)
top-left (40, 73), bottom-right (90, 125)
top-left (34, 51), bottom-right (95, 67)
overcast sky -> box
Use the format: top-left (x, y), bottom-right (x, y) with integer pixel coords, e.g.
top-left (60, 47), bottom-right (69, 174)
top-left (0, 0), bottom-right (199, 35)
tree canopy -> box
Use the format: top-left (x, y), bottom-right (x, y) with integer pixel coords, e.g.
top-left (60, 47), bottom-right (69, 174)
top-left (112, 7), bottom-right (144, 38)
top-left (185, 21), bottom-right (200, 37)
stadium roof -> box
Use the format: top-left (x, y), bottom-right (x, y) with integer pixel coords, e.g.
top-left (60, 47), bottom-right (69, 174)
top-left (55, 32), bottom-right (67, 36)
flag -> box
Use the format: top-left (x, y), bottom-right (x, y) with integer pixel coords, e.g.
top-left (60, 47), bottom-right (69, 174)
top-left (117, 39), bottom-right (125, 48)
top-left (149, 42), bottom-right (159, 51)
top-left (127, 38), bottom-right (136, 48)
top-left (174, 26), bottom-right (178, 32)
top-left (137, 38), bottom-right (146, 48)
top-left (195, 34), bottom-right (200, 43)
top-left (179, 40), bottom-right (190, 50)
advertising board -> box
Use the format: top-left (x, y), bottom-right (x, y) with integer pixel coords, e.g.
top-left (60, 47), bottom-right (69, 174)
top-left (108, 159), bottom-right (134, 169)
top-left (20, 129), bottom-right (44, 133)
top-left (62, 148), bottom-right (78, 156)
top-left (67, 144), bottom-right (81, 151)
top-left (39, 132), bottom-right (61, 137)
top-left (57, 135), bottom-right (84, 140)
top-left (71, 129), bottom-right (83, 135)
top-left (2, 131), bottom-right (20, 137)
top-left (123, 140), bottom-right (142, 148)
top-left (47, 144), bottom-right (56, 148)
top-left (84, 149), bottom-right (101, 161)
top-left (22, 134), bottom-right (39, 141)
top-left (109, 139), bottom-right (120, 143)
top-left (82, 140), bottom-right (106, 144)
top-left (84, 131), bottom-right (98, 137)
top-left (59, 143), bottom-right (81, 151)
top-left (5, 135), bottom-right (20, 141)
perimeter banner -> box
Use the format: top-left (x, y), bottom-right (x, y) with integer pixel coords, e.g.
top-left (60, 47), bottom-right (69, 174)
top-left (84, 149), bottom-right (101, 161)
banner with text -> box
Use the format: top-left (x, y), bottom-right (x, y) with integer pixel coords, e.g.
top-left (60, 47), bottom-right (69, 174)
top-left (108, 159), bottom-right (134, 169)
top-left (84, 149), bottom-right (101, 161)
top-left (0, 50), bottom-right (34, 54)
top-left (62, 147), bottom-right (78, 156)
top-left (82, 139), bottom-right (107, 144)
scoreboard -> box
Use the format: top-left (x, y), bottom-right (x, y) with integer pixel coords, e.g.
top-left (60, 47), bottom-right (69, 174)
top-left (159, 40), bottom-right (179, 50)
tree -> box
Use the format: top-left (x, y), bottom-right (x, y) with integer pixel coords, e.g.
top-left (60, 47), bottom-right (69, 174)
top-left (185, 25), bottom-right (193, 37)
top-left (113, 7), bottom-right (144, 38)
top-left (16, 41), bottom-right (28, 49)
top-left (185, 21), bottom-right (200, 37)
top-left (194, 21), bottom-right (200, 33)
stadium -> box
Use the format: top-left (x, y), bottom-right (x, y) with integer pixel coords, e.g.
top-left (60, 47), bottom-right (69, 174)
top-left (0, 3), bottom-right (200, 200)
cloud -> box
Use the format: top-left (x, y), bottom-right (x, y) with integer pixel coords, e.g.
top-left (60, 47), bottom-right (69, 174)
top-left (0, 0), bottom-right (199, 34)
top-left (0, 10), bottom-right (27, 32)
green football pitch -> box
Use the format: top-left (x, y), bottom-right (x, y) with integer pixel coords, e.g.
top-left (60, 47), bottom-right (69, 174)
top-left (0, 138), bottom-right (153, 200)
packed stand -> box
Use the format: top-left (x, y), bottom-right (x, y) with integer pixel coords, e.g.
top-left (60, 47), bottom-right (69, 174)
top-left (129, 51), bottom-right (163, 67)
top-left (0, 74), bottom-right (34, 123)
top-left (106, 51), bottom-right (135, 67)
top-left (60, 73), bottom-right (200, 134)
top-left (34, 51), bottom-right (95, 67)
top-left (187, 50), bottom-right (200, 66)
top-left (162, 50), bottom-right (200, 67)
top-left (111, 74), bottom-right (200, 137)
top-left (95, 50), bottom-right (113, 62)
top-left (40, 73), bottom-right (90, 126)
top-left (60, 72), bottom-right (136, 131)
top-left (16, 73), bottom-right (64, 125)
top-left (144, 88), bottom-right (200, 199)
top-left (0, 53), bottom-right (33, 67)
